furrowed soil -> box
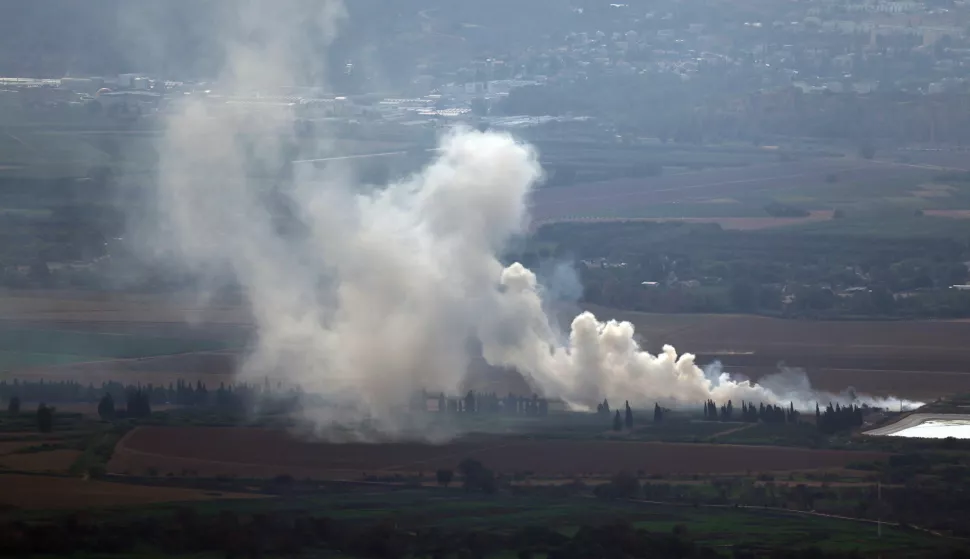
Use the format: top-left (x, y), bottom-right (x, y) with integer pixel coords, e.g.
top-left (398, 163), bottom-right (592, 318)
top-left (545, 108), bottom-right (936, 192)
top-left (109, 426), bottom-right (887, 480)
top-left (0, 473), bottom-right (264, 510)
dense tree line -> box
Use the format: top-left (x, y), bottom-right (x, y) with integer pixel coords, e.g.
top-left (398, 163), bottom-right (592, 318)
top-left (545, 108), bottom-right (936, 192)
top-left (1, 377), bottom-right (303, 418)
top-left (815, 402), bottom-right (864, 434)
top-left (429, 390), bottom-right (550, 416)
top-left (702, 400), bottom-right (800, 424)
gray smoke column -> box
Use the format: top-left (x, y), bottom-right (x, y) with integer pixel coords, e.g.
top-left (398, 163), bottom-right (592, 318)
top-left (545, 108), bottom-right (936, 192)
top-left (152, 1), bottom-right (919, 438)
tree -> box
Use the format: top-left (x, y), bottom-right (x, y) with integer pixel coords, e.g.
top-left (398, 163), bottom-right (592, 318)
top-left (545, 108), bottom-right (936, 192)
top-left (609, 471), bottom-right (640, 499)
top-left (458, 458), bottom-right (496, 493)
top-left (624, 401), bottom-right (633, 429)
top-left (7, 396), bottom-right (20, 414)
top-left (126, 389), bottom-right (151, 418)
top-left (653, 403), bottom-right (663, 423)
top-left (436, 469), bottom-right (454, 487)
top-left (613, 410), bottom-right (622, 431)
top-left (730, 281), bottom-right (759, 312)
top-left (97, 393), bottom-right (115, 420)
top-left (36, 404), bottom-right (54, 433)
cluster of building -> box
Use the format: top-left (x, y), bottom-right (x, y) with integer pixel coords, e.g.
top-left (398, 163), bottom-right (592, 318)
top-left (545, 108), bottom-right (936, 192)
top-left (411, 0), bottom-right (970, 104)
top-left (4, 1), bottom-right (970, 131)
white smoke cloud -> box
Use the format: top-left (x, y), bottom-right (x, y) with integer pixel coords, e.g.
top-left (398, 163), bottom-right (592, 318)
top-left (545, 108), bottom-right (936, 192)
top-left (149, 0), bottom-right (920, 439)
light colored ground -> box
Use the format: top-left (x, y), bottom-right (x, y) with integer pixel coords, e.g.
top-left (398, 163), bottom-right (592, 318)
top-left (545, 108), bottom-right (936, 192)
top-left (864, 413), bottom-right (970, 437)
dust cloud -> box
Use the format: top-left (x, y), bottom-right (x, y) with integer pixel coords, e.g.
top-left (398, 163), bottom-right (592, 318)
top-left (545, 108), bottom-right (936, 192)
top-left (149, 1), bottom-right (918, 439)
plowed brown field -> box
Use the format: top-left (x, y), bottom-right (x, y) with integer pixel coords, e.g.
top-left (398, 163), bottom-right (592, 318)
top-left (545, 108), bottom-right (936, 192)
top-left (109, 426), bottom-right (887, 480)
top-left (0, 450), bottom-right (80, 473)
top-left (0, 474), bottom-right (263, 510)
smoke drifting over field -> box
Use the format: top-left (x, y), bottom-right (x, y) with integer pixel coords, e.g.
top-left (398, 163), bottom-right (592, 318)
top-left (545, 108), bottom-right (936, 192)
top-left (151, 1), bottom-right (917, 438)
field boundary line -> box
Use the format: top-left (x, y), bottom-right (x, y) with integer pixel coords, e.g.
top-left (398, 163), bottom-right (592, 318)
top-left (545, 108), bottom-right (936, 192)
top-left (710, 423), bottom-right (757, 439)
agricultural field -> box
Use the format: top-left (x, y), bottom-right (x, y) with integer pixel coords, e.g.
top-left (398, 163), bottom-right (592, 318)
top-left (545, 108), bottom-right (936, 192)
top-left (108, 426), bottom-right (889, 480)
top-left (528, 155), bottom-right (963, 228)
top-left (168, 488), bottom-right (941, 555)
top-left (534, 210), bottom-right (835, 231)
top-left (3, 289), bottom-right (970, 403)
top-left (0, 291), bottom-right (252, 324)
top-left (0, 326), bottom-right (234, 369)
top-left (582, 305), bottom-right (970, 403)
top-left (0, 474), bottom-right (263, 510)
top-left (8, 351), bottom-right (240, 387)
top-left (0, 291), bottom-right (249, 382)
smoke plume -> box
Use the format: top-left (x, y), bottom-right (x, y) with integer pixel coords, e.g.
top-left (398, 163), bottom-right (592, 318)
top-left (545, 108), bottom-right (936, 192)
top-left (150, 1), bottom-right (919, 438)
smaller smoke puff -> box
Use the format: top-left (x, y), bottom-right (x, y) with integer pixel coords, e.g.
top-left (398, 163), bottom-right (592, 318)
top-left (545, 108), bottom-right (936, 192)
top-left (481, 261), bottom-right (920, 411)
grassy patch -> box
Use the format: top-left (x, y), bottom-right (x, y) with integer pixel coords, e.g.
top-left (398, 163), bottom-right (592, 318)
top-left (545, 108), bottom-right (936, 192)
top-left (0, 327), bottom-right (233, 368)
top-left (121, 489), bottom-right (944, 554)
top-left (69, 421), bottom-right (135, 477)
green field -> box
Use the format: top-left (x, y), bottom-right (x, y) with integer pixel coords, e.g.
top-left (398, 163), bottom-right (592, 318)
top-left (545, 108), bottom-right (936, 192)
top-left (0, 327), bottom-right (232, 369)
top-left (130, 489), bottom-right (944, 555)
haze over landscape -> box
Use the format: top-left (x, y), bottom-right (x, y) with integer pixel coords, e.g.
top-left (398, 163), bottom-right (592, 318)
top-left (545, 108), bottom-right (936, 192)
top-left (1, 1), bottom-right (970, 557)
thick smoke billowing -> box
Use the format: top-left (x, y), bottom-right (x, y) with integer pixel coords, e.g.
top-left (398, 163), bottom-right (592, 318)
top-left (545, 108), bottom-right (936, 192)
top-left (151, 0), bottom-right (918, 439)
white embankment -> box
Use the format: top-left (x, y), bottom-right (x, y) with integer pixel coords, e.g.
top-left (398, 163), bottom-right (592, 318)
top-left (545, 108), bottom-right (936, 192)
top-left (864, 413), bottom-right (970, 439)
